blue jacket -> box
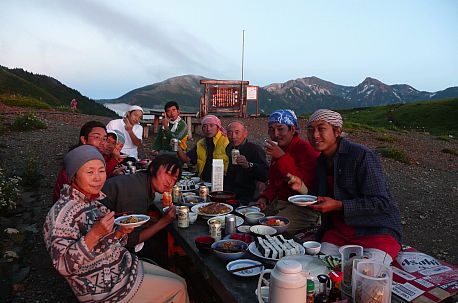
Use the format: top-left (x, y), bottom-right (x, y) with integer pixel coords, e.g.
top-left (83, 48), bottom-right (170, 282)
top-left (316, 137), bottom-right (402, 243)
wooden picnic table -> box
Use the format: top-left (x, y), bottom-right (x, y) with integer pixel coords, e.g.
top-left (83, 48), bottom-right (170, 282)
top-left (152, 199), bottom-right (263, 303)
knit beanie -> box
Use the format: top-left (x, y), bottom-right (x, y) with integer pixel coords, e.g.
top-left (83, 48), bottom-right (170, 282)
top-left (64, 145), bottom-right (106, 180)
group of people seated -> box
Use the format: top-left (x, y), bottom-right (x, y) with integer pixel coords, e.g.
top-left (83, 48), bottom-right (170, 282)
top-left (44, 102), bottom-right (402, 302)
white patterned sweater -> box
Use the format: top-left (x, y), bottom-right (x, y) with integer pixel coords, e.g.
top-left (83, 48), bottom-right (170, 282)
top-left (43, 185), bottom-right (143, 302)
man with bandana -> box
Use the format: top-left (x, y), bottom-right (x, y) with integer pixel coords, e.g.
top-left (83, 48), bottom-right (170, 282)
top-left (177, 115), bottom-right (229, 182)
top-left (288, 109), bottom-right (402, 263)
top-left (256, 109), bottom-right (321, 233)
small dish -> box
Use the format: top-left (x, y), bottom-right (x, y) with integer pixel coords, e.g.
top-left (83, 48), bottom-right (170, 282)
top-left (259, 216), bottom-right (290, 234)
top-left (211, 239), bottom-right (248, 261)
top-left (245, 211), bottom-right (265, 225)
top-left (226, 259), bottom-right (264, 277)
top-left (114, 214), bottom-right (150, 228)
top-left (288, 195), bottom-right (318, 206)
top-left (194, 235), bottom-right (215, 253)
top-left (303, 241), bottom-right (321, 255)
top-left (237, 225), bottom-right (251, 233)
top-left (235, 205), bottom-right (261, 216)
top-left (250, 225), bottom-right (277, 236)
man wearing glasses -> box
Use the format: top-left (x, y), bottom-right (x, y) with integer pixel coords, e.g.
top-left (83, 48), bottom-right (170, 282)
top-left (52, 121), bottom-right (108, 202)
top-left (256, 109), bottom-right (321, 234)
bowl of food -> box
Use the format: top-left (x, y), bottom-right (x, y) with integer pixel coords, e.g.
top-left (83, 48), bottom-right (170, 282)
top-left (208, 191), bottom-right (236, 203)
top-left (114, 214), bottom-right (150, 228)
top-left (259, 216), bottom-right (290, 234)
top-left (244, 211), bottom-right (265, 225)
top-left (211, 239), bottom-right (248, 261)
top-left (194, 235), bottom-right (215, 253)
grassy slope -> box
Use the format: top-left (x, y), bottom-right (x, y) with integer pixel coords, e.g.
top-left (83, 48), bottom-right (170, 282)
top-left (338, 98), bottom-right (458, 136)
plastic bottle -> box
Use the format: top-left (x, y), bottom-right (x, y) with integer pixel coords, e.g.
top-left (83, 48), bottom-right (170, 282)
top-left (306, 279), bottom-right (315, 303)
top-left (328, 270), bottom-right (343, 302)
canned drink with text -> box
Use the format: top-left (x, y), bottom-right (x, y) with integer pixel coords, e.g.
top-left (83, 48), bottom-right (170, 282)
top-left (231, 149), bottom-right (240, 164)
top-left (171, 138), bottom-right (179, 151)
top-left (209, 220), bottom-right (222, 241)
top-left (177, 206), bottom-right (189, 228)
top-left (199, 185), bottom-right (209, 201)
top-left (172, 185), bottom-right (181, 204)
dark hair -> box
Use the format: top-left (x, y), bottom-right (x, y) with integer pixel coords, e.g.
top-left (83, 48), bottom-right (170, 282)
top-left (147, 154), bottom-right (182, 179)
top-left (79, 121), bottom-right (107, 144)
top-left (164, 101), bottom-right (179, 111)
top-left (107, 132), bottom-right (117, 140)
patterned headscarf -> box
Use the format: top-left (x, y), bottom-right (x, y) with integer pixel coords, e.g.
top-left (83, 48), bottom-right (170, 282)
top-left (268, 109), bottom-right (298, 127)
top-left (202, 115), bottom-right (226, 135)
top-left (306, 109), bottom-right (343, 128)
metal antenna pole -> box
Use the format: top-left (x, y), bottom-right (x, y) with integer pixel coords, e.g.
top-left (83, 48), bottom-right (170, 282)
top-left (241, 29), bottom-right (245, 117)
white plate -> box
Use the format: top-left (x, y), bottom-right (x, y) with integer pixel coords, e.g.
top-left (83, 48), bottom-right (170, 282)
top-left (248, 241), bottom-right (305, 262)
top-left (207, 215), bottom-right (244, 228)
top-left (115, 214), bottom-right (150, 228)
top-left (226, 259), bottom-right (264, 277)
top-left (191, 202), bottom-right (233, 217)
top-left (250, 225), bottom-right (277, 236)
top-left (288, 195), bottom-right (318, 206)
top-left (237, 225), bottom-right (251, 233)
top-left (282, 255), bottom-right (329, 278)
top-left (181, 171), bottom-right (195, 177)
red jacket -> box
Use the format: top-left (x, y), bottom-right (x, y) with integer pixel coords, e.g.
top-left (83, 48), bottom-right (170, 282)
top-left (260, 135), bottom-right (319, 202)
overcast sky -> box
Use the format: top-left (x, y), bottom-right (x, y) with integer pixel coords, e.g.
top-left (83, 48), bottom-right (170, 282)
top-left (1, 0), bottom-right (457, 99)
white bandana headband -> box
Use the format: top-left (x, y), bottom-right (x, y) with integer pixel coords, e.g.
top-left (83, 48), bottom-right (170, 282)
top-left (307, 109), bottom-right (343, 128)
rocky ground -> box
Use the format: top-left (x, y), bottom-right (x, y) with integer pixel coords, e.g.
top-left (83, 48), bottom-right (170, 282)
top-left (0, 105), bottom-right (457, 302)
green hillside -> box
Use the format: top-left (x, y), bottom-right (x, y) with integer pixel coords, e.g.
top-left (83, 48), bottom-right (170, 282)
top-left (337, 98), bottom-right (458, 136)
top-left (0, 66), bottom-right (117, 117)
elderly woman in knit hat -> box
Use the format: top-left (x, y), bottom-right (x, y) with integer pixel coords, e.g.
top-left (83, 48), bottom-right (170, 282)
top-left (288, 109), bottom-right (402, 264)
top-left (106, 105), bottom-right (144, 162)
top-left (177, 114), bottom-right (229, 182)
top-left (43, 145), bottom-right (189, 303)
top-left (256, 109), bottom-right (321, 234)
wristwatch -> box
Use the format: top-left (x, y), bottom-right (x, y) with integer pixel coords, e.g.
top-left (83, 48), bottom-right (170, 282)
top-left (248, 162), bottom-right (254, 168)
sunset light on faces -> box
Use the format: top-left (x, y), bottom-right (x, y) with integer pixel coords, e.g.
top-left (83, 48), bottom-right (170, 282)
top-left (166, 106), bottom-right (179, 121)
top-left (307, 121), bottom-right (341, 157)
top-left (227, 122), bottom-right (247, 147)
top-left (127, 110), bottom-right (143, 125)
top-left (151, 165), bottom-right (180, 193)
top-left (202, 123), bottom-right (218, 138)
top-left (82, 127), bottom-right (107, 153)
top-left (74, 160), bottom-right (107, 195)
top-left (268, 123), bottom-right (295, 148)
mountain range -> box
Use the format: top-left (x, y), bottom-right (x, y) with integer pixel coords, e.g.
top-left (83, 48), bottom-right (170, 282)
top-left (99, 75), bottom-right (458, 114)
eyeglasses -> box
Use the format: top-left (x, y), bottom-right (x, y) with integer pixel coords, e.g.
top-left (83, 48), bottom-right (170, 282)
top-left (88, 134), bottom-right (107, 142)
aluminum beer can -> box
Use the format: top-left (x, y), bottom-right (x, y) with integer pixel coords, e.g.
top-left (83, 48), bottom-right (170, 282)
top-left (199, 185), bottom-right (209, 201)
top-left (225, 214), bottom-right (236, 235)
top-left (177, 206), bottom-right (189, 228)
top-left (231, 149), bottom-right (240, 164)
top-left (172, 185), bottom-right (181, 204)
top-left (209, 220), bottom-right (222, 241)
top-left (171, 138), bottom-right (179, 151)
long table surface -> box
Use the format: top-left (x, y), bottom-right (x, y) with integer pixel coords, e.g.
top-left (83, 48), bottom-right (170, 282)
top-left (152, 199), bottom-right (267, 303)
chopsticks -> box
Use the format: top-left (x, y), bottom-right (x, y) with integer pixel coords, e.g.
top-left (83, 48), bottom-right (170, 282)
top-left (229, 263), bottom-right (264, 273)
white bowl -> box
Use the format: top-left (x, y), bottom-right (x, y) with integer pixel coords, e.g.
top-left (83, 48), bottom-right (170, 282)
top-left (188, 212), bottom-right (198, 224)
top-left (235, 205), bottom-right (261, 216)
top-left (237, 225), bottom-right (251, 233)
top-left (245, 211), bottom-right (265, 225)
top-left (303, 241), bottom-right (321, 255)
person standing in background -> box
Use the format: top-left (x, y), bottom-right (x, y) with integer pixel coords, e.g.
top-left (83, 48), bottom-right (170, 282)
top-left (106, 105), bottom-right (143, 162)
top-left (152, 101), bottom-right (188, 154)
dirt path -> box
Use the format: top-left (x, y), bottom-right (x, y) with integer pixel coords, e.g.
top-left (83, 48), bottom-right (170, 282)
top-left (0, 110), bottom-right (456, 302)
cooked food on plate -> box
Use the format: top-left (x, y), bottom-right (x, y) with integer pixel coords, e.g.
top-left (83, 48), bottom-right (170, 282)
top-left (199, 203), bottom-right (231, 215)
top-left (121, 216), bottom-right (144, 224)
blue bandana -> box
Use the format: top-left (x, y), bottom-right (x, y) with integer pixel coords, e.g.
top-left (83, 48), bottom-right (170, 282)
top-left (268, 109), bottom-right (298, 127)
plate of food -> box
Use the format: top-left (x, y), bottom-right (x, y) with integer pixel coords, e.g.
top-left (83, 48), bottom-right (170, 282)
top-left (288, 195), bottom-right (318, 206)
top-left (191, 202), bottom-right (233, 217)
top-left (114, 214), bottom-right (150, 228)
top-left (248, 235), bottom-right (305, 262)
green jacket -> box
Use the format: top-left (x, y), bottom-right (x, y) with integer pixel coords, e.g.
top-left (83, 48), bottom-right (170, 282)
top-left (152, 118), bottom-right (188, 151)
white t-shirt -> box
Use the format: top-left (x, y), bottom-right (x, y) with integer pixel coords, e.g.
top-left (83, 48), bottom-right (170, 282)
top-left (106, 119), bottom-right (143, 159)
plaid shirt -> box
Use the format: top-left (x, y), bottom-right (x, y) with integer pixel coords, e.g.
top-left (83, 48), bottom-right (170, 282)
top-left (316, 137), bottom-right (402, 243)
